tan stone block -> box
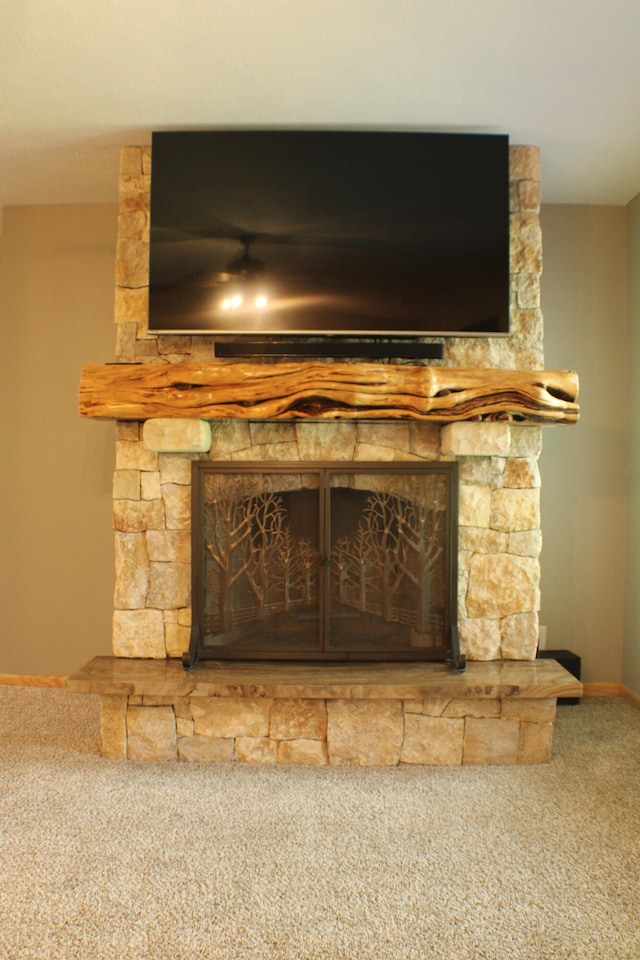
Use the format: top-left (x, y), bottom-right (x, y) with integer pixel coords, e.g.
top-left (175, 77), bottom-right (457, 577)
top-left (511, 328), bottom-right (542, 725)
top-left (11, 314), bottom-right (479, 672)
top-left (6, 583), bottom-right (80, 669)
top-left (356, 422), bottom-right (411, 453)
top-left (459, 527), bottom-right (508, 554)
top-left (164, 619), bottom-right (191, 658)
top-left (441, 422), bottom-right (510, 457)
top-left (118, 209), bottom-right (148, 241)
top-left (509, 180), bottom-right (521, 213)
top-left (116, 421), bottom-right (140, 441)
top-left (518, 180), bottom-right (541, 212)
top-left (458, 618), bottom-right (501, 660)
top-left (118, 174), bottom-right (151, 213)
top-left (147, 561), bottom-right (190, 609)
top-left (401, 715), bottom-right (464, 765)
top-left (113, 498), bottom-right (165, 533)
top-left (458, 456), bottom-right (505, 488)
top-left (157, 335), bottom-right (192, 356)
top-left (403, 700), bottom-right (424, 714)
top-left (459, 485), bottom-right (491, 528)
top-left (173, 697), bottom-right (192, 720)
top-left (508, 530), bottom-right (543, 558)
top-left (191, 698), bottom-right (273, 738)
top-left (270, 699), bottom-right (327, 740)
top-left (249, 422), bottom-right (297, 446)
top-left (208, 421), bottom-right (252, 459)
top-left (126, 706), bottom-right (177, 761)
top-left (178, 735), bottom-right (233, 762)
top-left (158, 454), bottom-right (192, 485)
top-left (140, 471), bottom-right (161, 501)
top-left (510, 309), bottom-right (544, 346)
top-left (100, 696), bottom-right (128, 759)
top-left (420, 697), bottom-right (452, 717)
top-left (114, 286), bottom-right (148, 325)
top-left (295, 422), bottom-right (357, 460)
top-left (114, 532), bottom-right (149, 609)
top-left (510, 213), bottom-right (542, 274)
top-left (509, 146), bottom-right (541, 182)
top-left (231, 442), bottom-right (300, 461)
top-left (116, 239), bottom-right (149, 288)
top-left (115, 321), bottom-right (137, 360)
top-left (132, 338), bottom-right (159, 359)
top-left (112, 608), bottom-right (165, 658)
top-left (509, 425), bottom-right (542, 458)
top-left (516, 273), bottom-right (540, 309)
top-left (235, 737), bottom-right (278, 764)
top-left (143, 419), bottom-right (212, 453)
top-left (278, 739), bottom-right (329, 765)
top-left (116, 440), bottom-right (159, 472)
top-left (113, 469), bottom-right (140, 500)
top-left (176, 717), bottom-right (194, 738)
top-left (409, 423), bottom-right (441, 459)
top-left (327, 700), bottom-right (403, 766)
top-left (502, 698), bottom-right (556, 723)
top-left (120, 146), bottom-right (144, 176)
top-left (146, 530), bottom-right (190, 562)
top-left (501, 611), bottom-right (539, 659)
top-left (444, 337), bottom-right (519, 370)
top-left (518, 722), bottom-right (553, 763)
top-left (503, 458), bottom-right (540, 489)
top-left (443, 699), bottom-right (501, 719)
top-left (188, 337), bottom-right (216, 362)
top-left (141, 146), bottom-right (151, 175)
top-left (467, 554), bottom-right (539, 619)
top-left (162, 483), bottom-right (191, 530)
top-left (354, 442), bottom-right (396, 461)
top-left (463, 718), bottom-right (520, 764)
top-left (491, 488), bottom-right (540, 532)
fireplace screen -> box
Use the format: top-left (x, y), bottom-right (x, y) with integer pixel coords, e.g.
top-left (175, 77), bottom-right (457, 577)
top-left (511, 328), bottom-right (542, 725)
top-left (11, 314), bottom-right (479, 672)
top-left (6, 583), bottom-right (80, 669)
top-left (187, 461), bottom-right (458, 664)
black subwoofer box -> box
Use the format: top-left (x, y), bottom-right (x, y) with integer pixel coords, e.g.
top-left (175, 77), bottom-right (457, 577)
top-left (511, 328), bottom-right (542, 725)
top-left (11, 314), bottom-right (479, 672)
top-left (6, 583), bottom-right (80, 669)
top-left (539, 648), bottom-right (582, 705)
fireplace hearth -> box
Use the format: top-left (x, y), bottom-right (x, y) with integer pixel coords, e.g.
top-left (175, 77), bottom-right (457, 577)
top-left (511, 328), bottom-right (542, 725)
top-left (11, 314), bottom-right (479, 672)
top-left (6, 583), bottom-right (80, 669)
top-left (186, 460), bottom-right (460, 666)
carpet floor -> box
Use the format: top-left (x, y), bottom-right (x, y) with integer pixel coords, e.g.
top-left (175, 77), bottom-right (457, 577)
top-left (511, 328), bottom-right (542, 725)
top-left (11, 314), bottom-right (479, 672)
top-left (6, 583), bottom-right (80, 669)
top-left (0, 686), bottom-right (638, 960)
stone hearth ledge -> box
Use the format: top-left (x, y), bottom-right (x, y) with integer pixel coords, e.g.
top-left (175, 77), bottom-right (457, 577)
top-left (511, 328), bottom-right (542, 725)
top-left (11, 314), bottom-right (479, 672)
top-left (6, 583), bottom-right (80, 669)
top-left (66, 658), bottom-right (582, 766)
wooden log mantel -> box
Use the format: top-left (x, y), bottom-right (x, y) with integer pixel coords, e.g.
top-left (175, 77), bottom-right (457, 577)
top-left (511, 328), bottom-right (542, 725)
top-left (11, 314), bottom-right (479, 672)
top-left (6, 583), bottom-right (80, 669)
top-left (78, 361), bottom-right (580, 424)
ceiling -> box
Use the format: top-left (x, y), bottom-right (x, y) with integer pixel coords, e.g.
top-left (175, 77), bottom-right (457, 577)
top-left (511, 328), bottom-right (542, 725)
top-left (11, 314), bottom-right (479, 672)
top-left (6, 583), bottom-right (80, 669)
top-left (2, 0), bottom-right (639, 211)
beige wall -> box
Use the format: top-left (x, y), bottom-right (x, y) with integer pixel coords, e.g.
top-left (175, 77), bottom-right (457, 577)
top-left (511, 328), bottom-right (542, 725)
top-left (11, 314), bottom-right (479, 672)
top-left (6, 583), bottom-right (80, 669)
top-left (624, 190), bottom-right (640, 695)
top-left (539, 205), bottom-right (629, 684)
top-left (0, 204), bottom-right (117, 676)
top-left (0, 200), bottom-right (633, 683)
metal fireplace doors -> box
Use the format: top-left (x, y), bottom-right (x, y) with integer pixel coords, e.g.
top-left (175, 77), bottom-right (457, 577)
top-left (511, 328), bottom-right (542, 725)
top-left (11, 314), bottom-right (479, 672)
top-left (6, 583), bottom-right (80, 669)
top-left (185, 461), bottom-right (462, 668)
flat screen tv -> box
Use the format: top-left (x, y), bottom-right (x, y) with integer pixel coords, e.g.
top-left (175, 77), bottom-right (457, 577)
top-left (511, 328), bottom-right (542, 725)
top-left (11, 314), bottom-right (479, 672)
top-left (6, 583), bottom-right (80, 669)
top-left (148, 130), bottom-right (510, 339)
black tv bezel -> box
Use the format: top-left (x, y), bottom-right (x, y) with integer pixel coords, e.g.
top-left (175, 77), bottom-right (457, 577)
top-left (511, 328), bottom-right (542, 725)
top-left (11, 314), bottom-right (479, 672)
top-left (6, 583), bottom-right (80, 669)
top-left (147, 129), bottom-right (511, 343)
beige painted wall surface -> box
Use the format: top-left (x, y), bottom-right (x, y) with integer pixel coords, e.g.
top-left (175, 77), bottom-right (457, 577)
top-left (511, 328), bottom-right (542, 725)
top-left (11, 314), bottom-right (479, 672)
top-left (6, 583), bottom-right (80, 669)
top-left (540, 204), bottom-right (628, 684)
top-left (624, 190), bottom-right (640, 696)
top-left (0, 204), bottom-right (117, 677)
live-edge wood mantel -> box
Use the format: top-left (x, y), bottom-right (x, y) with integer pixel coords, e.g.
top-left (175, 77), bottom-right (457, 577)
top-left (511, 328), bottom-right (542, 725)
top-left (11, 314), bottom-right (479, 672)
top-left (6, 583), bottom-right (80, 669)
top-left (78, 361), bottom-right (580, 423)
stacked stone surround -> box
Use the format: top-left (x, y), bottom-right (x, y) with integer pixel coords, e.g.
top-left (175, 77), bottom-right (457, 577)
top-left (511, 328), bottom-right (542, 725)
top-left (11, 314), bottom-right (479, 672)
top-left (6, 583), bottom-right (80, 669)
top-left (93, 142), bottom-right (556, 765)
top-left (102, 687), bottom-right (557, 765)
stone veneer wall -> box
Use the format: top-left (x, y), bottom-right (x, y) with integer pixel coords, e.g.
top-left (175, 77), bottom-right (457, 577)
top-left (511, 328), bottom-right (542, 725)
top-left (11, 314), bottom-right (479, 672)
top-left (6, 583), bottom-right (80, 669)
top-left (111, 144), bottom-right (544, 664)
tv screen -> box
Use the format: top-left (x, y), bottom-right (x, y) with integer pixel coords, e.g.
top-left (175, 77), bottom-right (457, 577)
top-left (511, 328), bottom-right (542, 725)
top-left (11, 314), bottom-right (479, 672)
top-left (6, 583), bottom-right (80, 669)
top-left (148, 130), bottom-right (510, 338)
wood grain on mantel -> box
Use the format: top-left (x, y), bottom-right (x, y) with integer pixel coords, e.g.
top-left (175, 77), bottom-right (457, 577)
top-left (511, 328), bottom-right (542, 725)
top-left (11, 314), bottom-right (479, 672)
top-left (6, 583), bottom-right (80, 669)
top-left (78, 361), bottom-right (580, 424)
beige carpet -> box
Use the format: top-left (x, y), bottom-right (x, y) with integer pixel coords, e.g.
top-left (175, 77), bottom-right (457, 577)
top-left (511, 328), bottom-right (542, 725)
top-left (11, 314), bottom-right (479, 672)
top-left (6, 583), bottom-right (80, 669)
top-left (0, 685), bottom-right (638, 960)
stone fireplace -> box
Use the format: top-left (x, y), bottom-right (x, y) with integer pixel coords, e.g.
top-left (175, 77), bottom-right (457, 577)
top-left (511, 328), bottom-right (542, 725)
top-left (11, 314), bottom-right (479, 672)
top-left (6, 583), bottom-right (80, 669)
top-left (66, 143), bottom-right (583, 764)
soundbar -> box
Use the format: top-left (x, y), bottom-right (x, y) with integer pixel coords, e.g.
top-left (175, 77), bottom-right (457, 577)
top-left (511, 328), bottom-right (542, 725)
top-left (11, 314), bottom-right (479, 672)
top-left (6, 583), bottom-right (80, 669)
top-left (214, 339), bottom-right (444, 361)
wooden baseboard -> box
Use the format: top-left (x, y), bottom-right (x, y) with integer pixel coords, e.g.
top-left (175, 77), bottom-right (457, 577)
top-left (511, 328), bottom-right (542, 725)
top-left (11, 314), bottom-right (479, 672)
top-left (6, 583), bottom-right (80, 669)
top-left (621, 685), bottom-right (640, 710)
top-left (583, 682), bottom-right (640, 709)
top-left (582, 682), bottom-right (623, 697)
top-left (0, 674), bottom-right (67, 688)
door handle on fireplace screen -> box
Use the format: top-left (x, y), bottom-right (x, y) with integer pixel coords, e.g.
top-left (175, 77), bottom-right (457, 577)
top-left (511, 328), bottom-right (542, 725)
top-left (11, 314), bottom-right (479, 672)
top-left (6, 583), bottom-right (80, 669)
top-left (320, 555), bottom-right (331, 568)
